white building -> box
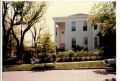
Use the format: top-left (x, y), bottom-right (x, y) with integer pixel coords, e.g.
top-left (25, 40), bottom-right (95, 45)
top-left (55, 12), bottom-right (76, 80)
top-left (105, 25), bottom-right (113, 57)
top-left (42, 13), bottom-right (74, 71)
top-left (53, 13), bottom-right (99, 50)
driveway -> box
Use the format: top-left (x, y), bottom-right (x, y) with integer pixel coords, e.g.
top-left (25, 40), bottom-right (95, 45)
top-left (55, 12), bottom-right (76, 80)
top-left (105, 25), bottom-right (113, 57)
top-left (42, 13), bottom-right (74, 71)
top-left (3, 69), bottom-right (115, 81)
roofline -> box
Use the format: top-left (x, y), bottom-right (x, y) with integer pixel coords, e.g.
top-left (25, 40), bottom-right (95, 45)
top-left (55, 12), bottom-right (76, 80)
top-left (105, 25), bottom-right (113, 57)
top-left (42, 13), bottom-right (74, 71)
top-left (53, 13), bottom-right (89, 20)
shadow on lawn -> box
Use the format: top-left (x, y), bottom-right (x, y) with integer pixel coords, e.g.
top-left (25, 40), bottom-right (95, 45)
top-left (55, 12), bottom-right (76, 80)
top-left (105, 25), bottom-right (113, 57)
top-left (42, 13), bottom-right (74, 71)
top-left (30, 65), bottom-right (55, 72)
top-left (93, 70), bottom-right (116, 75)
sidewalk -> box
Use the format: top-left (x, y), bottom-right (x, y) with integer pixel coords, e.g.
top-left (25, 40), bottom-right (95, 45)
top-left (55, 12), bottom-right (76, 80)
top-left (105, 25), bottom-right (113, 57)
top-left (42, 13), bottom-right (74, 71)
top-left (3, 69), bottom-right (116, 81)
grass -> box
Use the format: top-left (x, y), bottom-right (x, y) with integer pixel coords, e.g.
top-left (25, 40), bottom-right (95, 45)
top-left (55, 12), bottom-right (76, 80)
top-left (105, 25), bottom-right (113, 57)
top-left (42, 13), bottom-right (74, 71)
top-left (3, 64), bottom-right (45, 71)
top-left (55, 61), bottom-right (105, 69)
top-left (3, 60), bottom-right (106, 71)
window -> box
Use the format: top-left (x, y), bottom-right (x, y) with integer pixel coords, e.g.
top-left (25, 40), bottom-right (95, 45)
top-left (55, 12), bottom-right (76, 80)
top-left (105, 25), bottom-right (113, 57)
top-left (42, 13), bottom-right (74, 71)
top-left (94, 24), bottom-right (97, 30)
top-left (60, 43), bottom-right (65, 50)
top-left (71, 21), bottom-right (76, 31)
top-left (72, 37), bottom-right (76, 49)
top-left (56, 24), bottom-right (59, 36)
top-left (56, 28), bottom-right (57, 36)
top-left (94, 36), bottom-right (99, 48)
top-left (83, 37), bottom-right (88, 50)
top-left (83, 37), bottom-right (88, 45)
top-left (83, 21), bottom-right (87, 31)
top-left (84, 37), bottom-right (88, 45)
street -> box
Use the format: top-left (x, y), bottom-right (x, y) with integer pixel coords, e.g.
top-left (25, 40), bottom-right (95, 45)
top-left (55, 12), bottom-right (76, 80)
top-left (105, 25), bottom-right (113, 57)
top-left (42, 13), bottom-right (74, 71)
top-left (3, 69), bottom-right (115, 81)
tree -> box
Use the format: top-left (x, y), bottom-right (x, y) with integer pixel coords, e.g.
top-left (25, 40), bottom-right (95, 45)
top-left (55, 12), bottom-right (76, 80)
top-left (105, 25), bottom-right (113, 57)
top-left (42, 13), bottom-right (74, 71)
top-left (89, 2), bottom-right (116, 58)
top-left (2, 1), bottom-right (46, 62)
top-left (15, 2), bottom-right (46, 61)
top-left (89, 2), bottom-right (115, 35)
top-left (37, 32), bottom-right (55, 63)
top-left (37, 32), bottom-right (56, 54)
top-left (30, 20), bottom-right (46, 55)
top-left (2, 1), bottom-right (24, 59)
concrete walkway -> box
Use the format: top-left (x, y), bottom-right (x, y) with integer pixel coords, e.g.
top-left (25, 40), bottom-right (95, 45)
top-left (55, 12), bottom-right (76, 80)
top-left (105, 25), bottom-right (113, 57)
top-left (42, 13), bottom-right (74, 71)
top-left (3, 69), bottom-right (115, 81)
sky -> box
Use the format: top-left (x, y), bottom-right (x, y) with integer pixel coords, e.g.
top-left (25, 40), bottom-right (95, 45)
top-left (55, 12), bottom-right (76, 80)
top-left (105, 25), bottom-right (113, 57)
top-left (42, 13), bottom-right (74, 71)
top-left (24, 1), bottom-right (98, 46)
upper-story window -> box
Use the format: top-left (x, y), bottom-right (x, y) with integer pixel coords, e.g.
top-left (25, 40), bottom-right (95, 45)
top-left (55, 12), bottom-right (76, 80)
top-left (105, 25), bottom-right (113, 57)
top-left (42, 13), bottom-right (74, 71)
top-left (83, 21), bottom-right (87, 31)
top-left (94, 24), bottom-right (97, 30)
top-left (71, 21), bottom-right (76, 31)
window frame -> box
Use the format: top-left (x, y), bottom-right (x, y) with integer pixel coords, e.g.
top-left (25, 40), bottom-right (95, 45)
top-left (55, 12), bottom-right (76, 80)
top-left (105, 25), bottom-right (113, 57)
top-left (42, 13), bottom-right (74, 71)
top-left (72, 37), bottom-right (76, 49)
top-left (83, 21), bottom-right (87, 31)
top-left (94, 24), bottom-right (97, 30)
top-left (94, 36), bottom-right (99, 48)
top-left (71, 21), bottom-right (76, 31)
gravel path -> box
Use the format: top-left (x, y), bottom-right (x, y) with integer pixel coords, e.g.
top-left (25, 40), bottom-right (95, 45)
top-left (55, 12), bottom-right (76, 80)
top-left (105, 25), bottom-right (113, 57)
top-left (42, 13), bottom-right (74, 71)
top-left (3, 69), bottom-right (116, 81)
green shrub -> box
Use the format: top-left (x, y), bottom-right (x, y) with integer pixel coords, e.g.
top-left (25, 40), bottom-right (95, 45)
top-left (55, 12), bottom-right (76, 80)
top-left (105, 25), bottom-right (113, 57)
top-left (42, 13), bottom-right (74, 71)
top-left (36, 49), bottom-right (103, 63)
top-left (3, 58), bottom-right (16, 66)
top-left (91, 56), bottom-right (97, 60)
top-left (58, 49), bottom-right (103, 62)
top-left (37, 53), bottom-right (53, 63)
top-left (86, 56), bottom-right (90, 61)
top-left (67, 50), bottom-right (75, 55)
top-left (58, 50), bottom-right (76, 62)
top-left (59, 52), bottom-right (69, 62)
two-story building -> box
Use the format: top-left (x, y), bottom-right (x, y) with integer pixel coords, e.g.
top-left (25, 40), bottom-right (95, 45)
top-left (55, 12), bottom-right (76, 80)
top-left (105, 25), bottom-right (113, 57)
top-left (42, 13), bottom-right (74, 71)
top-left (53, 13), bottom-right (99, 50)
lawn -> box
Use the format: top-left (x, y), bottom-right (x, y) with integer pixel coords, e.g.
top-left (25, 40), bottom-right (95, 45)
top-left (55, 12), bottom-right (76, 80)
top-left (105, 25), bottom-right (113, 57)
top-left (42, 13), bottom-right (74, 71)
top-left (3, 60), bottom-right (106, 71)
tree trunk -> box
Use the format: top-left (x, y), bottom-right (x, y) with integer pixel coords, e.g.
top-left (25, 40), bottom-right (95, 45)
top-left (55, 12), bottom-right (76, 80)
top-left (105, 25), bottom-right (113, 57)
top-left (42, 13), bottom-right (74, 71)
top-left (19, 37), bottom-right (24, 58)
top-left (3, 38), bottom-right (8, 59)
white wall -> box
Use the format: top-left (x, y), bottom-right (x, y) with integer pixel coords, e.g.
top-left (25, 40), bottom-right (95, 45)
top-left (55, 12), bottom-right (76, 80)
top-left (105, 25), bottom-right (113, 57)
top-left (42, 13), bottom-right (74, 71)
top-left (54, 15), bottom-right (99, 50)
top-left (65, 17), bottom-right (90, 50)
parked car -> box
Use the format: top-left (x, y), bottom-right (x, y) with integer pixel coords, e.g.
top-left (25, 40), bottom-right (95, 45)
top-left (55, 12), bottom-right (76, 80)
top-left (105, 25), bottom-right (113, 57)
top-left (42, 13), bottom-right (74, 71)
top-left (104, 58), bottom-right (116, 72)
